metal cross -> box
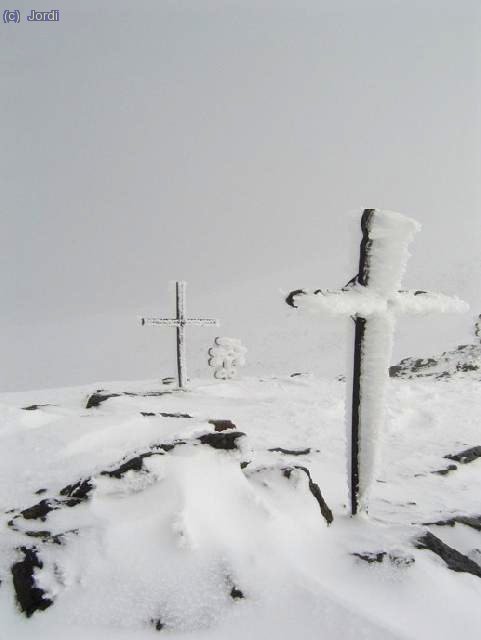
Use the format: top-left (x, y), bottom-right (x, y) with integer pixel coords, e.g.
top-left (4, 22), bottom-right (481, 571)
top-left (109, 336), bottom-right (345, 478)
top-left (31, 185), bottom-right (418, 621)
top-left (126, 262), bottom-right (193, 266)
top-left (285, 209), bottom-right (468, 516)
top-left (140, 281), bottom-right (219, 389)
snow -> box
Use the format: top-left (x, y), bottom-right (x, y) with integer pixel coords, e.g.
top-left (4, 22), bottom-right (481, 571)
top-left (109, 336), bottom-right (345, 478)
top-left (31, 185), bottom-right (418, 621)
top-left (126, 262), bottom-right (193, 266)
top-left (364, 209), bottom-right (420, 295)
top-left (2, 370), bottom-right (481, 639)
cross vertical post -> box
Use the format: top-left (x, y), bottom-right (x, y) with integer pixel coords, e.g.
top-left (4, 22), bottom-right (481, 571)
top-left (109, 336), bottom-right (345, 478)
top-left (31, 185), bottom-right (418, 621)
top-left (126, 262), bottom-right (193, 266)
top-left (350, 209), bottom-right (374, 515)
top-left (176, 281), bottom-right (187, 388)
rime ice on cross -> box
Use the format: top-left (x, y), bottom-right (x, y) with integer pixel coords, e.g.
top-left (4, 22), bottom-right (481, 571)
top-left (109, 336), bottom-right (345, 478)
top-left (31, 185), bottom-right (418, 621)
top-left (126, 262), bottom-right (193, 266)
top-left (286, 209), bottom-right (468, 516)
top-left (140, 281), bottom-right (218, 389)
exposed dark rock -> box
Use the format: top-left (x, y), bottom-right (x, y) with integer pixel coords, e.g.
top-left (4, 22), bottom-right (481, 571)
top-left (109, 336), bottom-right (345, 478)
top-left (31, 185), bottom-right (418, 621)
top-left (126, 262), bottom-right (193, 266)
top-left (353, 551), bottom-right (415, 566)
top-left (208, 419), bottom-right (237, 432)
top-left (285, 289), bottom-right (307, 308)
top-left (230, 586), bottom-right (244, 600)
top-left (457, 363), bottom-right (479, 372)
top-left (140, 411), bottom-right (193, 418)
top-left (21, 500), bottom-right (57, 521)
top-left (389, 341), bottom-right (481, 380)
top-left (240, 461), bottom-right (250, 469)
top-left (34, 489), bottom-right (47, 495)
top-left (281, 466), bottom-right (333, 525)
top-left (11, 547), bottom-right (53, 617)
top-left (24, 531), bottom-right (65, 545)
top-left (388, 365), bottom-right (403, 377)
top-left (99, 442), bottom-right (185, 478)
top-left (153, 442), bottom-right (183, 453)
top-left (64, 498), bottom-right (83, 508)
top-left (60, 479), bottom-right (93, 501)
top-left (415, 531), bottom-right (481, 578)
top-left (85, 390), bottom-right (122, 408)
top-left (389, 552), bottom-right (415, 567)
top-left (129, 391), bottom-right (172, 398)
top-left (445, 446), bottom-right (481, 465)
top-left (268, 447), bottom-right (311, 456)
top-left (423, 515), bottom-right (481, 532)
top-left (431, 464), bottom-right (458, 476)
top-left (389, 357), bottom-right (438, 378)
top-left (100, 452), bottom-right (157, 479)
top-left (22, 404), bottom-right (51, 411)
top-left (353, 552), bottom-right (386, 563)
top-left (151, 618), bottom-right (164, 631)
top-left (198, 431), bottom-right (245, 450)
top-left (24, 530), bottom-right (51, 539)
top-left (301, 468), bottom-right (333, 525)
top-left (86, 389), bottom-right (173, 409)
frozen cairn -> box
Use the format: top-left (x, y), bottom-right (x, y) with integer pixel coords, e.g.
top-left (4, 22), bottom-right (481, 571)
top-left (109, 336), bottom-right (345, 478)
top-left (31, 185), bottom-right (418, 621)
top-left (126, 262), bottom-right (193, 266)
top-left (208, 337), bottom-right (247, 380)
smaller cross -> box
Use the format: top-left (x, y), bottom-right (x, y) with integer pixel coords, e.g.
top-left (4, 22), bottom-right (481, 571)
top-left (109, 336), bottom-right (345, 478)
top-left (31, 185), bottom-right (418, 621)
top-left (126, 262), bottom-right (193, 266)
top-left (140, 281), bottom-right (219, 389)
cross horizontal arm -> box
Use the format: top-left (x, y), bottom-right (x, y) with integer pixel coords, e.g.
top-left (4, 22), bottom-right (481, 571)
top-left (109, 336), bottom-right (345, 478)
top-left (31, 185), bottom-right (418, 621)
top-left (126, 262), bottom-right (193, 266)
top-left (139, 317), bottom-right (219, 327)
top-left (285, 287), bottom-right (386, 316)
top-left (392, 291), bottom-right (469, 315)
top-left (184, 318), bottom-right (219, 326)
top-left (285, 287), bottom-right (469, 317)
top-left (140, 317), bottom-right (180, 326)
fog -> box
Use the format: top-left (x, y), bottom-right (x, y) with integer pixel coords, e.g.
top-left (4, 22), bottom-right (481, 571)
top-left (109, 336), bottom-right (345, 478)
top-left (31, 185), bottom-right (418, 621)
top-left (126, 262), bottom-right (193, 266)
top-left (2, 0), bottom-right (481, 391)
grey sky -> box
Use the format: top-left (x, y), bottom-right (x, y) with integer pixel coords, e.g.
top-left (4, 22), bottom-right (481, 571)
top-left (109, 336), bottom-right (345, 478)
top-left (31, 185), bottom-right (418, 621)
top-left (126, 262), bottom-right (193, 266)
top-left (2, 0), bottom-right (481, 390)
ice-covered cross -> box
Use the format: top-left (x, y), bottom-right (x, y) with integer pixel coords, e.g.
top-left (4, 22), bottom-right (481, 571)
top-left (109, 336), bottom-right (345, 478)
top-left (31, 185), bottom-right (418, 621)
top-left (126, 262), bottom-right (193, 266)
top-left (140, 281), bottom-right (219, 389)
top-left (285, 209), bottom-right (468, 516)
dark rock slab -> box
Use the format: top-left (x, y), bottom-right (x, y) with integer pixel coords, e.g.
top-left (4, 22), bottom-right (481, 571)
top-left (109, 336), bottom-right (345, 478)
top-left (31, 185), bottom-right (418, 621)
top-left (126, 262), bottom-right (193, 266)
top-left (11, 547), bottom-right (53, 617)
top-left (424, 515), bottom-right (481, 532)
top-left (208, 419), bottom-right (237, 432)
top-left (60, 479), bottom-right (93, 501)
top-left (445, 446), bottom-right (481, 465)
top-left (198, 431), bottom-right (245, 450)
top-left (353, 552), bottom-right (386, 563)
top-left (140, 411), bottom-right (193, 419)
top-left (230, 586), bottom-right (244, 600)
top-left (151, 618), bottom-right (164, 631)
top-left (23, 530), bottom-right (76, 545)
top-left (268, 447), bottom-right (311, 456)
top-left (100, 452), bottom-right (158, 479)
top-left (24, 531), bottom-right (62, 544)
top-left (415, 531), bottom-right (481, 578)
top-left (86, 390), bottom-right (122, 408)
top-left (353, 551), bottom-right (415, 567)
top-left (282, 466), bottom-right (333, 525)
top-left (389, 357), bottom-right (438, 378)
top-left (21, 500), bottom-right (58, 521)
top-left (22, 404), bottom-right (52, 411)
top-left (86, 389), bottom-right (172, 409)
top-left (431, 464), bottom-right (458, 476)
top-left (99, 441), bottom-right (186, 479)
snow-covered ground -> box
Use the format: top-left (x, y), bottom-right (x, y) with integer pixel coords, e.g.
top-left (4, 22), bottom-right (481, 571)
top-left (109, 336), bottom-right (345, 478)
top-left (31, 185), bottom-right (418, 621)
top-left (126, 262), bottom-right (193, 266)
top-left (1, 355), bottom-right (481, 639)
